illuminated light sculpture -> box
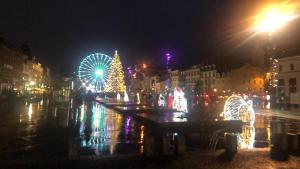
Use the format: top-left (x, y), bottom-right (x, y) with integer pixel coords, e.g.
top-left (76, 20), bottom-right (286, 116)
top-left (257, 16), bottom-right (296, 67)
top-left (158, 94), bottom-right (166, 107)
top-left (117, 93), bottom-right (121, 101)
top-left (168, 93), bottom-right (173, 109)
top-left (239, 126), bottom-right (255, 149)
top-left (124, 91), bottom-right (129, 102)
top-left (172, 87), bottom-right (188, 112)
top-left (78, 53), bottom-right (112, 92)
top-left (104, 50), bottom-right (126, 92)
top-left (223, 95), bottom-right (255, 126)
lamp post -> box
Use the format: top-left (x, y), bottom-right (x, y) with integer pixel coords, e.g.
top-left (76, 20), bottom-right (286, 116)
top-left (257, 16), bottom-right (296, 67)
top-left (253, 4), bottom-right (297, 108)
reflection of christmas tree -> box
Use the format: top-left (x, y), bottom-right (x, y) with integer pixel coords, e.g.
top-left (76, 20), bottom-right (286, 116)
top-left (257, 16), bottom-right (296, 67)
top-left (104, 50), bottom-right (126, 92)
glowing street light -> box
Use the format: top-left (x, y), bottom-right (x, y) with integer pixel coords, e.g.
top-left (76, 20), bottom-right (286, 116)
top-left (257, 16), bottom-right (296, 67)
top-left (253, 3), bottom-right (298, 108)
top-left (254, 10), bottom-right (295, 33)
top-left (253, 4), bottom-right (298, 34)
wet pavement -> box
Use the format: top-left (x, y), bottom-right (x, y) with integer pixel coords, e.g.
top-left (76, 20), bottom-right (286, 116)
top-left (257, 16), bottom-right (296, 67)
top-left (0, 98), bottom-right (299, 161)
top-left (0, 99), bottom-right (145, 160)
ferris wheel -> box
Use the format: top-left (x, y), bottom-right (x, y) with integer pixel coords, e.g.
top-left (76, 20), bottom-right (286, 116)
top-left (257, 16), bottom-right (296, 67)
top-left (78, 53), bottom-right (112, 92)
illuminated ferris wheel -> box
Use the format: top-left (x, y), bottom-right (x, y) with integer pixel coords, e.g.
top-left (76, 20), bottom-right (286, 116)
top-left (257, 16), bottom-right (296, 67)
top-left (78, 53), bottom-right (112, 92)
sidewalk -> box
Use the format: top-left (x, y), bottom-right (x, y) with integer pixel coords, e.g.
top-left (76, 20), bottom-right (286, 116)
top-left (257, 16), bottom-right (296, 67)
top-left (1, 148), bottom-right (300, 169)
top-left (255, 108), bottom-right (300, 121)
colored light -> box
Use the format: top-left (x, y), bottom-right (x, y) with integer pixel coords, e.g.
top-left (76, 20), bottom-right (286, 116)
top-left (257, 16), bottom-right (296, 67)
top-left (117, 93), bottom-right (121, 100)
top-left (78, 53), bottom-right (112, 92)
top-left (166, 52), bottom-right (171, 61)
top-left (95, 69), bottom-right (104, 76)
top-left (124, 91), bottom-right (129, 102)
top-left (223, 95), bottom-right (255, 126)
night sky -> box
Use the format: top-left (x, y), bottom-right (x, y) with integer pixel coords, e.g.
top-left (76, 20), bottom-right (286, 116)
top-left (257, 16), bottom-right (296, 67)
top-left (1, 0), bottom-right (300, 74)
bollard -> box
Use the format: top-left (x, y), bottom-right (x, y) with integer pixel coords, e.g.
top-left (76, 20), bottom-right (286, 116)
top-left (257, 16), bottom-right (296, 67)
top-left (271, 121), bottom-right (283, 144)
top-left (224, 133), bottom-right (237, 155)
top-left (270, 126), bottom-right (289, 161)
top-left (161, 137), bottom-right (172, 155)
top-left (174, 135), bottom-right (186, 155)
top-left (287, 133), bottom-right (299, 155)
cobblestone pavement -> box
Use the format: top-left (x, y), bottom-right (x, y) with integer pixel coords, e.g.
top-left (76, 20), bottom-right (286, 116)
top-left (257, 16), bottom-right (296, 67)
top-left (1, 148), bottom-right (299, 169)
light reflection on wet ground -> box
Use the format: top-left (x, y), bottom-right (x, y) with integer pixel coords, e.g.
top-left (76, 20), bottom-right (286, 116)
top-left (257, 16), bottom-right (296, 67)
top-left (77, 102), bottom-right (144, 156)
top-left (0, 99), bottom-right (299, 160)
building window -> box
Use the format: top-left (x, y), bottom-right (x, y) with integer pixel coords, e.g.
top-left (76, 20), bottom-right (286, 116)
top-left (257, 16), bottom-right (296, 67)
top-left (278, 79), bottom-right (285, 86)
top-left (289, 87), bottom-right (297, 93)
top-left (279, 65), bottom-right (282, 72)
top-left (290, 64), bottom-right (294, 71)
top-left (289, 78), bottom-right (296, 86)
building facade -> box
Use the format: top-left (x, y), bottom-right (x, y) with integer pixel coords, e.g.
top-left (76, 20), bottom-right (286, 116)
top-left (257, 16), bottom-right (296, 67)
top-left (276, 55), bottom-right (300, 108)
top-left (170, 64), bottom-right (231, 93)
top-left (23, 57), bottom-right (45, 95)
top-left (215, 71), bottom-right (231, 93)
top-left (0, 44), bottom-right (25, 94)
top-left (170, 63), bottom-right (264, 95)
top-left (230, 64), bottom-right (265, 94)
top-left (199, 64), bottom-right (218, 92)
top-left (0, 38), bottom-right (50, 96)
top-left (170, 70), bottom-right (181, 89)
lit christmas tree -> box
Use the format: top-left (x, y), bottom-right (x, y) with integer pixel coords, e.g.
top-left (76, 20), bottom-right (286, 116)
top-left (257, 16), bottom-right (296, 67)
top-left (104, 50), bottom-right (126, 92)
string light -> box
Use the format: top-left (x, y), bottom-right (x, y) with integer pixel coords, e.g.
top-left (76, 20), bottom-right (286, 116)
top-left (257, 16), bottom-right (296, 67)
top-left (104, 50), bottom-right (126, 92)
top-left (223, 95), bottom-right (255, 126)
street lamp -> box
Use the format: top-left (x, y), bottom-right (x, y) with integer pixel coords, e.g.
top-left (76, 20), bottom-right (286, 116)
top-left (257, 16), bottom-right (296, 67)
top-left (142, 63), bottom-right (147, 69)
top-left (253, 4), bottom-right (297, 70)
top-left (254, 8), bottom-right (296, 34)
top-left (253, 3), bottom-right (298, 108)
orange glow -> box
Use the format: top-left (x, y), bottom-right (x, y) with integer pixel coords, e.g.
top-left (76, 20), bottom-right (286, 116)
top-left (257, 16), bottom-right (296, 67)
top-left (253, 2), bottom-right (299, 33)
top-left (142, 63), bottom-right (147, 69)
